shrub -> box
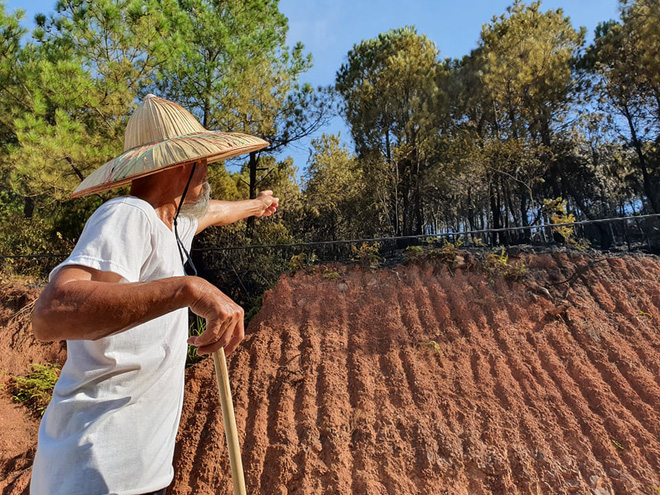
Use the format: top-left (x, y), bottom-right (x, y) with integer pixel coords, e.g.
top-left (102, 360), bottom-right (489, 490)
top-left (11, 363), bottom-right (61, 416)
top-left (351, 242), bottom-right (382, 267)
top-left (484, 247), bottom-right (528, 280)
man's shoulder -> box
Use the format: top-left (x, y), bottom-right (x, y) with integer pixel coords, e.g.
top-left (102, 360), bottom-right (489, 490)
top-left (94, 196), bottom-right (156, 226)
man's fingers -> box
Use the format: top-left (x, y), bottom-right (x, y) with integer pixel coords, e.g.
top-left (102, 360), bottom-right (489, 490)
top-left (189, 311), bottom-right (234, 347)
top-left (195, 326), bottom-right (233, 355)
top-left (223, 319), bottom-right (245, 356)
top-left (189, 306), bottom-right (244, 355)
top-left (189, 318), bottom-right (230, 348)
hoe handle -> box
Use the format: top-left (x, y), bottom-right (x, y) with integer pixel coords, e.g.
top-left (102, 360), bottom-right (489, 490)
top-left (213, 348), bottom-right (247, 495)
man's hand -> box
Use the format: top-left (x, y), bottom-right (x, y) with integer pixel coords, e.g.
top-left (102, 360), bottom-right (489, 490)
top-left (254, 190), bottom-right (279, 217)
top-left (186, 278), bottom-right (245, 355)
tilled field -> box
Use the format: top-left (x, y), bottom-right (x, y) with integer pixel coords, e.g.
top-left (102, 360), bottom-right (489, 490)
top-left (1, 251), bottom-right (659, 494)
top-left (171, 251), bottom-right (660, 495)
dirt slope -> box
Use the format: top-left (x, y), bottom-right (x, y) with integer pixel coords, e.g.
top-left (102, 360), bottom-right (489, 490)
top-left (1, 251), bottom-right (659, 494)
top-left (171, 251), bottom-right (660, 495)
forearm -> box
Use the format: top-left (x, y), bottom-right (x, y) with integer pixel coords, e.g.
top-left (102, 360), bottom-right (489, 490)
top-left (32, 276), bottom-right (197, 342)
top-left (207, 200), bottom-right (261, 227)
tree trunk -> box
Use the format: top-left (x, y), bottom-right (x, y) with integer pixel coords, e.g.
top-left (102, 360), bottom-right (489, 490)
top-left (623, 103), bottom-right (659, 213)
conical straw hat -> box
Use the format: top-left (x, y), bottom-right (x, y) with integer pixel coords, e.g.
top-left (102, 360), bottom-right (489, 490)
top-left (71, 94), bottom-right (269, 198)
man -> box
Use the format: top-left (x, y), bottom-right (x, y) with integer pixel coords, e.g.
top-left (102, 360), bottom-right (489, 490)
top-left (30, 95), bottom-right (277, 494)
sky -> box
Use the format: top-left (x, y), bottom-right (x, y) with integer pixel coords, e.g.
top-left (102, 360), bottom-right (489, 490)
top-left (6, 0), bottom-right (622, 175)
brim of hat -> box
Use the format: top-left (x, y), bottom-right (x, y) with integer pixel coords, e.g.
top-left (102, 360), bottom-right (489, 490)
top-left (71, 131), bottom-right (269, 198)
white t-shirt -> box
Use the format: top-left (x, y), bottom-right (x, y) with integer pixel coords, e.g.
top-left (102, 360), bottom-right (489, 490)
top-left (31, 196), bottom-right (198, 495)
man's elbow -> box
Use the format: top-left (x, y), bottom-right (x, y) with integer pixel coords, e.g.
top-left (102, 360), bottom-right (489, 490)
top-left (31, 297), bottom-right (59, 342)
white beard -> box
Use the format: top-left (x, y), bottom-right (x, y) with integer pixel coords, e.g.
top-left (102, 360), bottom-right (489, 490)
top-left (180, 181), bottom-right (211, 220)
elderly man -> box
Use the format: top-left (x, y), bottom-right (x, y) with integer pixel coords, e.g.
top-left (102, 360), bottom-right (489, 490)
top-left (30, 95), bottom-right (277, 495)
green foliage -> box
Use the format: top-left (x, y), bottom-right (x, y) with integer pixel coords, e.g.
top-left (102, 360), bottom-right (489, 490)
top-left (289, 252), bottom-right (318, 271)
top-left (430, 238), bottom-right (463, 264)
top-left (484, 247), bottom-right (528, 280)
top-left (351, 242), bottom-right (382, 267)
top-left (186, 315), bottom-right (206, 367)
top-left (336, 26), bottom-right (446, 237)
top-left (543, 197), bottom-right (591, 250)
top-left (321, 267), bottom-right (340, 279)
top-left (300, 134), bottom-right (373, 240)
top-left (244, 293), bottom-right (264, 324)
top-left (480, 1), bottom-right (585, 139)
top-left (417, 340), bottom-right (443, 356)
top-left (11, 363), bottom-right (61, 416)
top-left (404, 245), bottom-right (425, 261)
top-left (582, 0), bottom-right (660, 213)
top-left (404, 238), bottom-right (464, 265)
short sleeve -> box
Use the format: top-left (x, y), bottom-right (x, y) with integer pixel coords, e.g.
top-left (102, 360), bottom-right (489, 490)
top-left (175, 214), bottom-right (198, 251)
top-left (50, 201), bottom-right (153, 283)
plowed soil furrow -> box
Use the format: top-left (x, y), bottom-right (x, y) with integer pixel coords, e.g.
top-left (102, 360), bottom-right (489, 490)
top-left (291, 295), bottom-right (323, 495)
top-left (495, 323), bottom-right (592, 490)
top-left (566, 314), bottom-right (660, 442)
top-left (533, 343), bottom-right (620, 493)
top-left (598, 259), bottom-right (660, 357)
top-left (522, 328), bottom-right (615, 487)
top-left (243, 330), bottom-right (279, 491)
top-left (548, 325), bottom-right (659, 481)
top-left (311, 288), bottom-right (353, 494)
top-left (259, 325), bottom-right (302, 494)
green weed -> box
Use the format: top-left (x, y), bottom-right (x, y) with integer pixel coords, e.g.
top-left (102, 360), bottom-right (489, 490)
top-left (321, 267), bottom-right (340, 279)
top-left (430, 238), bottom-right (463, 264)
top-left (352, 242), bottom-right (382, 268)
top-left (418, 340), bottom-right (443, 356)
top-left (288, 252), bottom-right (318, 271)
top-left (404, 245), bottom-right (425, 261)
top-left (543, 197), bottom-right (590, 251)
top-left (187, 316), bottom-right (206, 367)
top-left (484, 247), bottom-right (528, 280)
top-left (11, 363), bottom-right (61, 416)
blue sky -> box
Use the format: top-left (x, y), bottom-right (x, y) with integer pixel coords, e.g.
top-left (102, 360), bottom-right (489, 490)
top-left (6, 0), bottom-right (621, 176)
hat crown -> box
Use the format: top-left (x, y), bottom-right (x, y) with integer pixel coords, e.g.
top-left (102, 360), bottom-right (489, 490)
top-left (123, 94), bottom-right (205, 151)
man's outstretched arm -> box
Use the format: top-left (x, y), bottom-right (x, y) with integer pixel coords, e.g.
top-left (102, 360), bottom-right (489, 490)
top-left (32, 265), bottom-right (245, 355)
top-left (196, 190), bottom-right (279, 234)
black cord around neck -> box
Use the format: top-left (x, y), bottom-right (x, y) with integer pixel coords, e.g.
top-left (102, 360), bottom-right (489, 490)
top-left (174, 162), bottom-right (198, 276)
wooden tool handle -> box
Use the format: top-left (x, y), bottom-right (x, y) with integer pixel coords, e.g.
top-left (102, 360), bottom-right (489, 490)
top-left (213, 348), bottom-right (247, 495)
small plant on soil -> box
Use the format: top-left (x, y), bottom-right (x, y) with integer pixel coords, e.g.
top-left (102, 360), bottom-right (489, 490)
top-left (611, 439), bottom-right (625, 451)
top-left (187, 316), bottom-right (206, 367)
top-left (404, 245), bottom-right (425, 262)
top-left (352, 242), bottom-right (382, 268)
top-left (418, 340), bottom-right (443, 356)
top-left (11, 363), bottom-right (61, 416)
top-left (428, 238), bottom-right (464, 265)
top-left (289, 252), bottom-right (318, 271)
top-left (484, 247), bottom-right (528, 280)
top-left (321, 267), bottom-right (340, 279)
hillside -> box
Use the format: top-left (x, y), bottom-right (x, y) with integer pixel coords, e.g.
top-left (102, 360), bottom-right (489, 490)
top-left (170, 250), bottom-right (660, 494)
top-left (1, 250), bottom-right (659, 494)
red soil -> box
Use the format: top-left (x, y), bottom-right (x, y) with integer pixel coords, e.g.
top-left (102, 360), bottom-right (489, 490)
top-left (171, 251), bottom-right (660, 495)
top-left (1, 251), bottom-right (659, 494)
top-left (0, 278), bottom-right (65, 494)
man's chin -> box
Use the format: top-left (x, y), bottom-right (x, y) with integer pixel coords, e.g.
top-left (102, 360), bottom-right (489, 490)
top-left (180, 182), bottom-right (211, 219)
